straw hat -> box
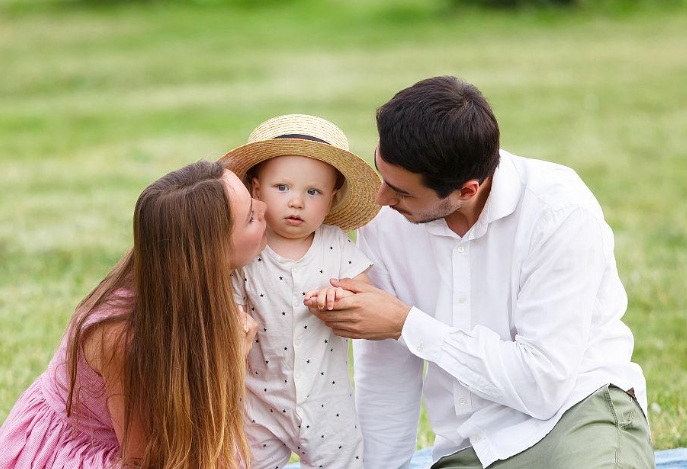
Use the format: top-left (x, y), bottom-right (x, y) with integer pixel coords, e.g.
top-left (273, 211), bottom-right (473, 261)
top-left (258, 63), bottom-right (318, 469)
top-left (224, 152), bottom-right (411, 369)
top-left (220, 114), bottom-right (381, 232)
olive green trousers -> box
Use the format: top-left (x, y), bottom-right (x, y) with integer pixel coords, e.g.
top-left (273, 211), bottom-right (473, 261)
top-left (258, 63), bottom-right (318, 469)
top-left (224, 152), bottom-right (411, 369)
top-left (431, 385), bottom-right (655, 469)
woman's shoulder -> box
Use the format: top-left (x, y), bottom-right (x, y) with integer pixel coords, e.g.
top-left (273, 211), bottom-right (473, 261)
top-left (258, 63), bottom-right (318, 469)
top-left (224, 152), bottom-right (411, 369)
top-left (82, 320), bottom-right (128, 376)
top-left (80, 289), bottom-right (133, 376)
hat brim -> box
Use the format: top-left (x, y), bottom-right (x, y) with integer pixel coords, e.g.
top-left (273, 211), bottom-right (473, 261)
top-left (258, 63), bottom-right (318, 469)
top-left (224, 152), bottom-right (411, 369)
top-left (219, 139), bottom-right (381, 232)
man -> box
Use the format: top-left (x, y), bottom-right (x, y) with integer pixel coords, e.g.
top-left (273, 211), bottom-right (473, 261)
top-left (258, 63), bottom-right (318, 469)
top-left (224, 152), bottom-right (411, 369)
top-left (307, 76), bottom-right (654, 468)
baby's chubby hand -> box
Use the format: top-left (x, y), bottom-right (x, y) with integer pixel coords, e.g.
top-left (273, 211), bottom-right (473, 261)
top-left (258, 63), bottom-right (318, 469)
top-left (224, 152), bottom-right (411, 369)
top-left (303, 283), bottom-right (354, 311)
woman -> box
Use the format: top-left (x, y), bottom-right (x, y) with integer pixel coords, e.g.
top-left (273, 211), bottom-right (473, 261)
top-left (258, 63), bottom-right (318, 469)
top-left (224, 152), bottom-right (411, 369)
top-left (0, 160), bottom-right (267, 469)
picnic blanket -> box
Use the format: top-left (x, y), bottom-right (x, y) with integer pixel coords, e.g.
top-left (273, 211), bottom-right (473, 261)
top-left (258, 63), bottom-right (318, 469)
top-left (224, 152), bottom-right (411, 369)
top-left (284, 447), bottom-right (687, 468)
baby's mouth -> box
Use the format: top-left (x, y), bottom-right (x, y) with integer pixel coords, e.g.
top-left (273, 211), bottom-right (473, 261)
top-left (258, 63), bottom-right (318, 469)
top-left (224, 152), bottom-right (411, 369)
top-left (285, 215), bottom-right (304, 225)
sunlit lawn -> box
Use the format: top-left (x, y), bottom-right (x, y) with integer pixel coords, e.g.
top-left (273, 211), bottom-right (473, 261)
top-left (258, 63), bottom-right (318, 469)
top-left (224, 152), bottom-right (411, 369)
top-left (1, 0), bottom-right (686, 453)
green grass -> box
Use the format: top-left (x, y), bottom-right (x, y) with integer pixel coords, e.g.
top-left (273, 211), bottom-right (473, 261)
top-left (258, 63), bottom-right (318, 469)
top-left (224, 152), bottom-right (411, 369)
top-left (1, 0), bottom-right (686, 453)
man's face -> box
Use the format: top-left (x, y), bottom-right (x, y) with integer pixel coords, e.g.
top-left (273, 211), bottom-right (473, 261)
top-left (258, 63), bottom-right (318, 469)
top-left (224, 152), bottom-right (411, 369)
top-left (374, 146), bottom-right (461, 224)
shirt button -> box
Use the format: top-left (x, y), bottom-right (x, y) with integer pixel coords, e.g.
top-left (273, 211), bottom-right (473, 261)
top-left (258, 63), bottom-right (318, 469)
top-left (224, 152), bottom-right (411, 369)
top-left (459, 398), bottom-right (467, 405)
top-left (295, 373), bottom-right (300, 380)
top-left (456, 246), bottom-right (465, 253)
top-left (295, 339), bottom-right (302, 346)
top-left (417, 344), bottom-right (424, 352)
top-left (473, 434), bottom-right (482, 442)
top-left (458, 297), bottom-right (466, 304)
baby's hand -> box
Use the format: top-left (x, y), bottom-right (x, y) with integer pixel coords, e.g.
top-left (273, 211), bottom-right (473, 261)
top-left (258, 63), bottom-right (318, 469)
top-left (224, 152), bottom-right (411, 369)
top-left (304, 286), bottom-right (354, 311)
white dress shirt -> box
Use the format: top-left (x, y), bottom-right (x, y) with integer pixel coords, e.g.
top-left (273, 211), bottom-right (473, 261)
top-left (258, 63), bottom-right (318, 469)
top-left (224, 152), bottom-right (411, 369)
top-left (353, 150), bottom-right (648, 468)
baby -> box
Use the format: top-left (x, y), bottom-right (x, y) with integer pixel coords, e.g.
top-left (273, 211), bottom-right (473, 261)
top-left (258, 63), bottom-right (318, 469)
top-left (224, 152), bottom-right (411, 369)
top-left (221, 114), bottom-right (380, 469)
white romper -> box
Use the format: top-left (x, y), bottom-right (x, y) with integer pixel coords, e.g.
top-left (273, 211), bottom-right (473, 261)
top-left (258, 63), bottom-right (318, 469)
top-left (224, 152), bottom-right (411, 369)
top-left (233, 225), bottom-right (371, 469)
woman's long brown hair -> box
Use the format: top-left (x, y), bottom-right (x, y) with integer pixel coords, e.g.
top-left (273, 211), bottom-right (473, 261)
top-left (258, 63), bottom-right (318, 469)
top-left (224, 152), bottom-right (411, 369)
top-left (66, 160), bottom-right (249, 469)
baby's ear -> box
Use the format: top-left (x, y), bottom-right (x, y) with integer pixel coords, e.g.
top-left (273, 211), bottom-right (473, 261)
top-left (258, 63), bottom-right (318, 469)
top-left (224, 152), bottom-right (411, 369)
top-left (328, 188), bottom-right (338, 209)
top-left (250, 177), bottom-right (261, 198)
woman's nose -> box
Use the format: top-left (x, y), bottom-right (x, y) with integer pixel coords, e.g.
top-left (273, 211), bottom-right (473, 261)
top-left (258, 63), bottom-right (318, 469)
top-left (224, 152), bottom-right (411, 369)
top-left (256, 199), bottom-right (267, 218)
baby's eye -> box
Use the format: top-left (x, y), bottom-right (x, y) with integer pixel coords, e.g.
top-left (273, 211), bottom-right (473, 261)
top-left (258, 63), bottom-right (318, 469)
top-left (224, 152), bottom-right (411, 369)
top-left (276, 184), bottom-right (288, 191)
top-left (307, 188), bottom-right (321, 196)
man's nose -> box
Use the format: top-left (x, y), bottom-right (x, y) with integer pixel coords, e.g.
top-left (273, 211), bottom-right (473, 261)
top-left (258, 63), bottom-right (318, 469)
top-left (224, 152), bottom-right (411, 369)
top-left (376, 182), bottom-right (398, 207)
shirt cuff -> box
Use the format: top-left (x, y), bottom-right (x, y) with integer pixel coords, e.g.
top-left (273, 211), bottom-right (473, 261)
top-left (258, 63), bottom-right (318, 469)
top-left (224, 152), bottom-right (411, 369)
top-left (401, 306), bottom-right (452, 362)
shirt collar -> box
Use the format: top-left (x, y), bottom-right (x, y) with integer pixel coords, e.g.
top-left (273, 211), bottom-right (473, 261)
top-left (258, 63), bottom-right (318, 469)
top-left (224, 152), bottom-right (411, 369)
top-left (480, 150), bottom-right (522, 225)
top-left (424, 150), bottom-right (522, 240)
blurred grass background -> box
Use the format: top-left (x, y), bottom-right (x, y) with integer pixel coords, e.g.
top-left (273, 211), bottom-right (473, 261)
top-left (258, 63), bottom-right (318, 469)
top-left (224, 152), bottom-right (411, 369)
top-left (1, 0), bottom-right (686, 454)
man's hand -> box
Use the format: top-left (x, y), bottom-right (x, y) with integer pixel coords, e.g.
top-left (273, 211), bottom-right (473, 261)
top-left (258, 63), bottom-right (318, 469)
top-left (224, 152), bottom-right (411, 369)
top-left (306, 278), bottom-right (411, 340)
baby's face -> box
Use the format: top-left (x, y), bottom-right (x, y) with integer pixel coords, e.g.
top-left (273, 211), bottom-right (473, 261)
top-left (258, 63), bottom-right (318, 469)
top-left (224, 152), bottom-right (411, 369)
top-left (251, 155), bottom-right (338, 242)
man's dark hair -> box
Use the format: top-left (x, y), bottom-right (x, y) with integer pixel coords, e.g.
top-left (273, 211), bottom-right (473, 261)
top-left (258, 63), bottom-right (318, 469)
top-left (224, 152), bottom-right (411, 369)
top-left (376, 76), bottom-right (501, 199)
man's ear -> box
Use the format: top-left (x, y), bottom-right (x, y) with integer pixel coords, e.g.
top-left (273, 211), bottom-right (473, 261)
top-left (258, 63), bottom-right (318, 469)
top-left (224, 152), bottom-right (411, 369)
top-left (251, 177), bottom-right (261, 199)
top-left (458, 179), bottom-right (481, 200)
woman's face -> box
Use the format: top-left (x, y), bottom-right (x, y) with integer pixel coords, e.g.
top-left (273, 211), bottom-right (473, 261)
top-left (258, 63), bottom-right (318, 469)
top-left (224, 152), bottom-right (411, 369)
top-left (223, 170), bottom-right (267, 268)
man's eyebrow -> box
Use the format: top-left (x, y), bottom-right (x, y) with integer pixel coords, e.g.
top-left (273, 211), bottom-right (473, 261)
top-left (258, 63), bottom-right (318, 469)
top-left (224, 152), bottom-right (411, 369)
top-left (385, 180), bottom-right (411, 196)
top-left (373, 149), bottom-right (412, 196)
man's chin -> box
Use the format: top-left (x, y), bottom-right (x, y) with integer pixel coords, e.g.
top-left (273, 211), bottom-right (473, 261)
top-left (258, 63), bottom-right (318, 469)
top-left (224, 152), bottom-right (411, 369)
top-left (391, 207), bottom-right (443, 225)
top-left (391, 207), bottom-right (420, 224)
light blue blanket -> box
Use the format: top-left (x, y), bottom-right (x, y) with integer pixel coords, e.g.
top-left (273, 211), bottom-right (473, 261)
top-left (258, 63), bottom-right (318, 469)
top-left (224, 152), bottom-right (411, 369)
top-left (284, 447), bottom-right (687, 468)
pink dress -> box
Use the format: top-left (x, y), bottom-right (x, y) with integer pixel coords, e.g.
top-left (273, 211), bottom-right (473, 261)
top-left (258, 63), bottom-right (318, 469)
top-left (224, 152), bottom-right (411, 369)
top-left (0, 315), bottom-right (121, 468)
